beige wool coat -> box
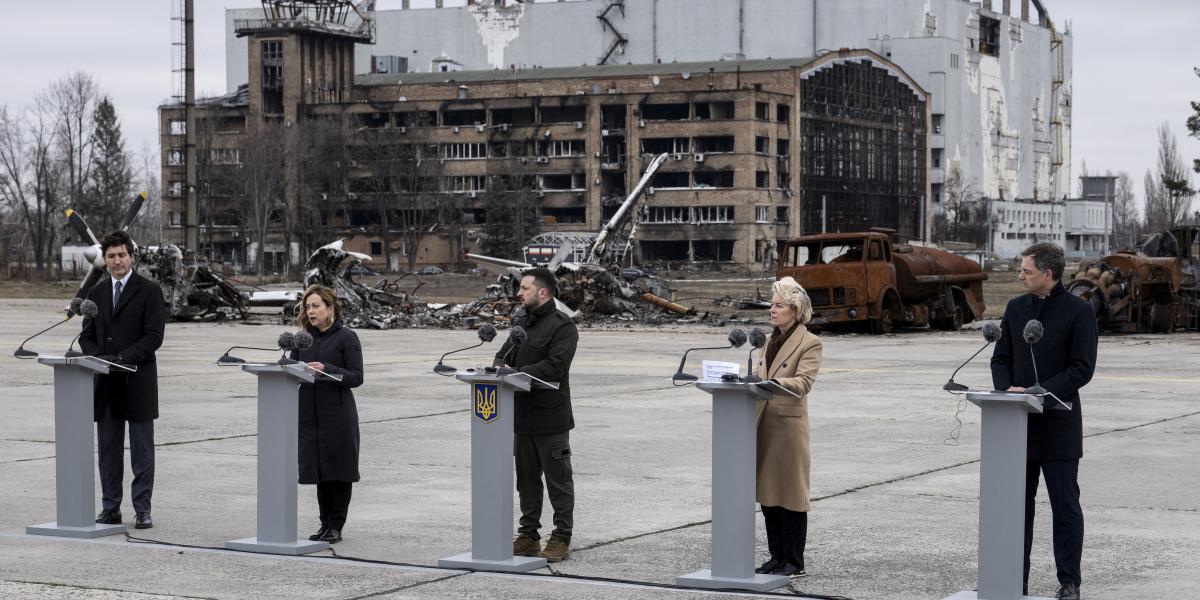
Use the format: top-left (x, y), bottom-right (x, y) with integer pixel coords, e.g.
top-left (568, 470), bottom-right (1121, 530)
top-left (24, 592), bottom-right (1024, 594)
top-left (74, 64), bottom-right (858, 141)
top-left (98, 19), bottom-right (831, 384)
top-left (753, 324), bottom-right (822, 512)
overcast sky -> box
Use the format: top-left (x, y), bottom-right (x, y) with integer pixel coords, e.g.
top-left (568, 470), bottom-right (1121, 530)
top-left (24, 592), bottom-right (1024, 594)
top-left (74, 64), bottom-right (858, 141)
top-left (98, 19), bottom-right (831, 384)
top-left (2, 0), bottom-right (1196, 210)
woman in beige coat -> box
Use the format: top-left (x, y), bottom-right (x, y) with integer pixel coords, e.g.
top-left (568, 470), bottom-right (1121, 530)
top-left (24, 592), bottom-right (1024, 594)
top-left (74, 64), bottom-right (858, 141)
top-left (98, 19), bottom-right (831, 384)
top-left (752, 276), bottom-right (822, 578)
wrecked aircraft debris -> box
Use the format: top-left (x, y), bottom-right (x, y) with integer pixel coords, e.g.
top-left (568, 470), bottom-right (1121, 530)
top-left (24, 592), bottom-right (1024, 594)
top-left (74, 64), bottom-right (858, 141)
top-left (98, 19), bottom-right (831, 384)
top-left (1067, 225), bottom-right (1200, 333)
top-left (66, 195), bottom-right (250, 321)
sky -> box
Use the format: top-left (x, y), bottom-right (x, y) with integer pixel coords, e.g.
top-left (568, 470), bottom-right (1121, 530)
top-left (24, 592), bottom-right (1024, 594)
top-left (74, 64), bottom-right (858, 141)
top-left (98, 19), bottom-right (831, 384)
top-left (1, 0), bottom-right (1197, 210)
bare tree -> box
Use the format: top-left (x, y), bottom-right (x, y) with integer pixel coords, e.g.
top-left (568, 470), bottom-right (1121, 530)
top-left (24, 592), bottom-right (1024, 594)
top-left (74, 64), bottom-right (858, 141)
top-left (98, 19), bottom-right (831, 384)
top-left (1145, 122), bottom-right (1196, 231)
top-left (1112, 171), bottom-right (1140, 249)
top-left (481, 137), bottom-right (541, 259)
top-left (40, 72), bottom-right (99, 214)
top-left (932, 164), bottom-right (989, 248)
top-left (296, 119), bottom-right (351, 261)
top-left (128, 142), bottom-right (163, 245)
top-left (234, 121), bottom-right (287, 275)
top-left (0, 104), bottom-right (64, 273)
top-left (356, 123), bottom-right (444, 272)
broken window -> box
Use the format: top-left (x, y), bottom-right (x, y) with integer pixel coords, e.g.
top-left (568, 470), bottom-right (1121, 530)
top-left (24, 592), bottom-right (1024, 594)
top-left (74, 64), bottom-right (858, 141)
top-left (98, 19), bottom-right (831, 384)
top-left (777, 104), bottom-right (791, 123)
top-left (693, 170), bottom-right (734, 188)
top-left (931, 148), bottom-right (942, 168)
top-left (649, 171), bottom-right (689, 189)
top-left (540, 105), bottom-right (587, 124)
top-left (756, 102), bottom-right (770, 120)
top-left (440, 143), bottom-right (487, 160)
top-left (641, 206), bottom-right (690, 224)
top-left (756, 171), bottom-right (770, 188)
top-left (169, 120), bottom-right (186, 136)
top-left (932, 113), bottom-right (944, 134)
top-left (542, 207), bottom-right (586, 224)
top-left (694, 101), bottom-right (735, 120)
top-left (640, 137), bottom-right (690, 155)
top-left (461, 208), bottom-right (487, 224)
top-left (777, 206), bottom-right (790, 223)
top-left (777, 139), bottom-right (790, 157)
top-left (539, 139), bottom-right (585, 157)
top-left (209, 148), bottom-right (241, 165)
top-left (261, 40), bottom-right (283, 115)
top-left (167, 148), bottom-right (184, 167)
top-left (979, 16), bottom-right (1001, 57)
top-left (693, 205), bottom-right (734, 224)
top-left (492, 107), bottom-right (535, 125)
top-left (539, 173), bottom-right (584, 191)
top-left (395, 111), bottom-right (435, 128)
top-left (641, 103), bottom-right (689, 121)
top-left (693, 136), bottom-right (734, 153)
top-left (755, 136), bottom-right (770, 154)
top-left (442, 109), bottom-right (486, 127)
top-left (369, 241), bottom-right (383, 256)
top-left (357, 112), bottom-right (390, 128)
top-left (168, 181), bottom-right (184, 198)
top-left (601, 105), bottom-right (627, 130)
top-left (778, 171), bottom-right (791, 189)
top-left (692, 240), bottom-right (735, 261)
top-left (168, 211), bottom-right (183, 228)
top-left (639, 240), bottom-right (689, 260)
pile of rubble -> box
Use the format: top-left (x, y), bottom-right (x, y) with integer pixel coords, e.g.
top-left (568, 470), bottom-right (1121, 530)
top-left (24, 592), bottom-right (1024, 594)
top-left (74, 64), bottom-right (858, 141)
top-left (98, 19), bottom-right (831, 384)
top-left (140, 245), bottom-right (249, 321)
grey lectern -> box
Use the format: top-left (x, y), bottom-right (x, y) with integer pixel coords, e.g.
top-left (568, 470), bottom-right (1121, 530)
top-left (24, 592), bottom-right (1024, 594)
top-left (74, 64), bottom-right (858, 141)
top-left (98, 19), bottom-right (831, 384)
top-left (945, 391), bottom-right (1049, 600)
top-left (438, 371), bottom-right (551, 572)
top-left (677, 381), bottom-right (790, 592)
top-left (27, 355), bottom-right (128, 538)
top-left (225, 362), bottom-right (329, 555)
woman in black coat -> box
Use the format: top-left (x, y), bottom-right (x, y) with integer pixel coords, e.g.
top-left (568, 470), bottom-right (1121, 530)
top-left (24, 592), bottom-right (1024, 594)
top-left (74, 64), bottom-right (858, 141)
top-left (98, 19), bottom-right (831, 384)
top-left (291, 285), bottom-right (364, 544)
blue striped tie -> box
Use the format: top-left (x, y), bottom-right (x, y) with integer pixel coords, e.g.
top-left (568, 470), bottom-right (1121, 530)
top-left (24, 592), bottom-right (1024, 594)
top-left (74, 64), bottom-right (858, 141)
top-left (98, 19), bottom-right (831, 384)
top-left (113, 280), bottom-right (123, 312)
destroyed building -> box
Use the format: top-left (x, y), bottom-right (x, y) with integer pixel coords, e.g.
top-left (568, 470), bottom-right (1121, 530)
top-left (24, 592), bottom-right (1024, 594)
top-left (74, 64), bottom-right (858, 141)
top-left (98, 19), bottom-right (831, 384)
top-left (160, 0), bottom-right (931, 272)
top-left (220, 0), bottom-right (1072, 246)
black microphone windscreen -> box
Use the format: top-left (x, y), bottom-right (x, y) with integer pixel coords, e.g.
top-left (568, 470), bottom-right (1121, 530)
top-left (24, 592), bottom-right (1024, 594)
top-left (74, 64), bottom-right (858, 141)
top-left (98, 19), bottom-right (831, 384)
top-left (982, 321), bottom-right (1002, 343)
top-left (478, 323), bottom-right (497, 342)
top-left (293, 331), bottom-right (313, 350)
top-left (749, 327), bottom-right (767, 349)
top-left (69, 298), bottom-right (83, 316)
top-left (510, 326), bottom-right (528, 346)
top-left (80, 300), bottom-right (99, 318)
top-left (277, 331), bottom-right (296, 351)
top-left (728, 328), bottom-right (748, 348)
top-left (1022, 319), bottom-right (1044, 344)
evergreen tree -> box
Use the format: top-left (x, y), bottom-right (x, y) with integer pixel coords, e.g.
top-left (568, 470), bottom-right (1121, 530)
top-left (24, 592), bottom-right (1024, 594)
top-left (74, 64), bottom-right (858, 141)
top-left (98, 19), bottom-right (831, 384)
top-left (83, 97), bottom-right (133, 236)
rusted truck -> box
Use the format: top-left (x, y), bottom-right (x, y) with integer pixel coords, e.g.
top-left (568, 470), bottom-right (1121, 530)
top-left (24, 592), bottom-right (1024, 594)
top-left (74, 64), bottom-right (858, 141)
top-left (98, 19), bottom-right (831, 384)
top-left (776, 229), bottom-right (987, 333)
top-left (1067, 225), bottom-right (1200, 333)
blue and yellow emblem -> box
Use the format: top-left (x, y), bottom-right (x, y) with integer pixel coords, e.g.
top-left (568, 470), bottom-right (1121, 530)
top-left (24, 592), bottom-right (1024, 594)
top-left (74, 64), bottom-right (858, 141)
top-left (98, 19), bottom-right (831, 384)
top-left (473, 383), bottom-right (499, 423)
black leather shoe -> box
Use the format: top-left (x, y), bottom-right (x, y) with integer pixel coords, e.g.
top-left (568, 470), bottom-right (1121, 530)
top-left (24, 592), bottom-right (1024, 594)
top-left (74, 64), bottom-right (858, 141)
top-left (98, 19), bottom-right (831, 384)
top-left (134, 512), bottom-right (153, 529)
top-left (755, 557), bottom-right (785, 574)
top-left (308, 526), bottom-right (329, 541)
top-left (1056, 583), bottom-right (1080, 600)
top-left (772, 561), bottom-right (807, 578)
top-left (96, 509), bottom-right (122, 525)
top-left (317, 528), bottom-right (342, 543)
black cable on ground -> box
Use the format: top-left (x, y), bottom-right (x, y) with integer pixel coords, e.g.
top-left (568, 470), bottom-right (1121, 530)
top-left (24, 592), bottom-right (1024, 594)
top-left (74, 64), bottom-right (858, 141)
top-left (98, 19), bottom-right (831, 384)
top-left (124, 533), bottom-right (853, 599)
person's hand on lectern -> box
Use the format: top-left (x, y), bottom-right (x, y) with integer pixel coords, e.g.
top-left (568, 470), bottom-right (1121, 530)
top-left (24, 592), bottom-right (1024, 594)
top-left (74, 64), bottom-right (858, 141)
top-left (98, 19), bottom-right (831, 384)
top-left (307, 361), bottom-right (325, 372)
top-left (1007, 386), bottom-right (1026, 392)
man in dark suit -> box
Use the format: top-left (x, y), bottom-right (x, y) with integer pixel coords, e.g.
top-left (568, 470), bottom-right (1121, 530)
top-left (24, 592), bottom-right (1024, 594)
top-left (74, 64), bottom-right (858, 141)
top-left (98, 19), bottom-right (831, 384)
top-left (991, 242), bottom-right (1097, 600)
top-left (80, 230), bottom-right (166, 529)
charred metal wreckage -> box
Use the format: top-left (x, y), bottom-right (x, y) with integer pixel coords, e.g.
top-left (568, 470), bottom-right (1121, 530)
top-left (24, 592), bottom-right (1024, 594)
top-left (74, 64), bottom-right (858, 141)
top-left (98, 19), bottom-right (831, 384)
top-left (1067, 226), bottom-right (1200, 333)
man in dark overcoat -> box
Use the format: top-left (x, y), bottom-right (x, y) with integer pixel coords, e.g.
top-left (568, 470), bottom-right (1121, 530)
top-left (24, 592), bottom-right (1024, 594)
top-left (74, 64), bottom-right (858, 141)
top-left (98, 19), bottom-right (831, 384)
top-left (991, 242), bottom-right (1097, 600)
top-left (494, 268), bottom-right (578, 563)
top-left (80, 230), bottom-right (166, 529)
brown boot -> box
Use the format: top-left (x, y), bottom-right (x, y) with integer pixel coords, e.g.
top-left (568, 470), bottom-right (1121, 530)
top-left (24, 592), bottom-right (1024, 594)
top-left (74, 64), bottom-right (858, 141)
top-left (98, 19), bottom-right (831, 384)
top-left (538, 535), bottom-right (570, 563)
top-left (513, 535), bottom-right (541, 557)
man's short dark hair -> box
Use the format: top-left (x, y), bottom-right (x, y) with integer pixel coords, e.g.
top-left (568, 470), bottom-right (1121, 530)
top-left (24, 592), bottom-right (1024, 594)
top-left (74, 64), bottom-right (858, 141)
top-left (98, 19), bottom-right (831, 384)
top-left (522, 267), bottom-right (559, 298)
top-left (100, 230), bottom-right (136, 257)
top-left (1022, 242), bottom-right (1065, 281)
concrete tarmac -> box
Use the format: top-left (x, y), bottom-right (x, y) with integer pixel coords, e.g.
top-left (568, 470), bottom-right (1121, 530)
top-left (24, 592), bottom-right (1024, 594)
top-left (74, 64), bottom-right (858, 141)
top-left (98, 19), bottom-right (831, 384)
top-left (1, 298), bottom-right (1197, 600)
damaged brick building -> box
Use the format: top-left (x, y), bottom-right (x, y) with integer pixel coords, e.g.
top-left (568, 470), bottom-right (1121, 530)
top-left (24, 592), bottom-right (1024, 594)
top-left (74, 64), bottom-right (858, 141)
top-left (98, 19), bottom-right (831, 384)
top-left (160, 2), bottom-right (929, 271)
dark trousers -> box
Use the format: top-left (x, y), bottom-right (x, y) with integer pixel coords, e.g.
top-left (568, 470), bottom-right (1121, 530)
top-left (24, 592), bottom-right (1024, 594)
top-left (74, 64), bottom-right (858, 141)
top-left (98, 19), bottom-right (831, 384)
top-left (97, 406), bottom-right (155, 513)
top-left (762, 505), bottom-right (808, 569)
top-left (317, 481), bottom-right (353, 531)
top-left (514, 431), bottom-right (574, 540)
top-left (1024, 459), bottom-right (1084, 588)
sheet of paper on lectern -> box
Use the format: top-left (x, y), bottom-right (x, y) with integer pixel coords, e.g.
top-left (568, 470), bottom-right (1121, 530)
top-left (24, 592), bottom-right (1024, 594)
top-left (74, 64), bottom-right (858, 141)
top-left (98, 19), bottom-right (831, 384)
top-left (701, 360), bottom-right (739, 382)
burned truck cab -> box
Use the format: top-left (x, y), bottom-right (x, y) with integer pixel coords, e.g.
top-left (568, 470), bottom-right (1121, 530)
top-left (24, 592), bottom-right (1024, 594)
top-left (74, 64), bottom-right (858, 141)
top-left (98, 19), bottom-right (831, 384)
top-left (777, 230), bottom-right (987, 334)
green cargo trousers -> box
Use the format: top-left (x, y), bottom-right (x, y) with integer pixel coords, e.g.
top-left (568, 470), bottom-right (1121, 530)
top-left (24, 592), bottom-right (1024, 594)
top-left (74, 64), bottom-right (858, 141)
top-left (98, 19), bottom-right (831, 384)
top-left (514, 431), bottom-right (574, 540)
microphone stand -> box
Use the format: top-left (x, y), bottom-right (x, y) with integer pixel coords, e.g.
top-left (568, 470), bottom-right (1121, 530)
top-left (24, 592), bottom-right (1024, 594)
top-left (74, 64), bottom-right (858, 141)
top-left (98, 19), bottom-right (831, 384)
top-left (741, 346), bottom-right (763, 383)
top-left (942, 342), bottom-right (995, 392)
top-left (433, 340), bottom-right (487, 374)
top-left (671, 345), bottom-right (733, 383)
top-left (13, 316), bottom-right (74, 358)
top-left (65, 331), bottom-right (85, 357)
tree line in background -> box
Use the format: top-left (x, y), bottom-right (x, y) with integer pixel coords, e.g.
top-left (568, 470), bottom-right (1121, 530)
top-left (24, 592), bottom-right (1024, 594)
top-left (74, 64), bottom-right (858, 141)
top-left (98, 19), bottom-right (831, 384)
top-left (0, 72), bottom-right (161, 277)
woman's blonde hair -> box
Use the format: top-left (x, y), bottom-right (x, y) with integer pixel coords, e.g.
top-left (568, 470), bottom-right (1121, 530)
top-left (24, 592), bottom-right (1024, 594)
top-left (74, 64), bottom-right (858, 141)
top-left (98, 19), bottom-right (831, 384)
top-left (771, 276), bottom-right (813, 325)
top-left (296, 285), bottom-right (342, 328)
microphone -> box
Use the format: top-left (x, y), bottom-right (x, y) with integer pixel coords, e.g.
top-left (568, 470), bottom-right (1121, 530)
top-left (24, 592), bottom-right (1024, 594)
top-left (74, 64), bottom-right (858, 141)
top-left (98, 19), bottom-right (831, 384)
top-left (216, 331), bottom-right (300, 366)
top-left (13, 299), bottom-right (90, 359)
top-left (491, 326), bottom-right (527, 375)
top-left (1022, 319), bottom-right (1046, 396)
top-left (294, 331), bottom-right (313, 350)
top-left (741, 327), bottom-right (768, 383)
top-left (275, 331), bottom-right (299, 365)
top-left (671, 328), bottom-right (748, 383)
top-left (942, 321), bottom-right (1002, 392)
top-left (64, 300), bottom-right (99, 357)
top-left (433, 323), bottom-right (499, 374)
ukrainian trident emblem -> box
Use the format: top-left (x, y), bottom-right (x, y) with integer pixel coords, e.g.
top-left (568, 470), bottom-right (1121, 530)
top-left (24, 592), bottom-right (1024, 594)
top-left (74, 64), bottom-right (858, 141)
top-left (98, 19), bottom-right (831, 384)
top-left (473, 383), bottom-right (499, 423)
